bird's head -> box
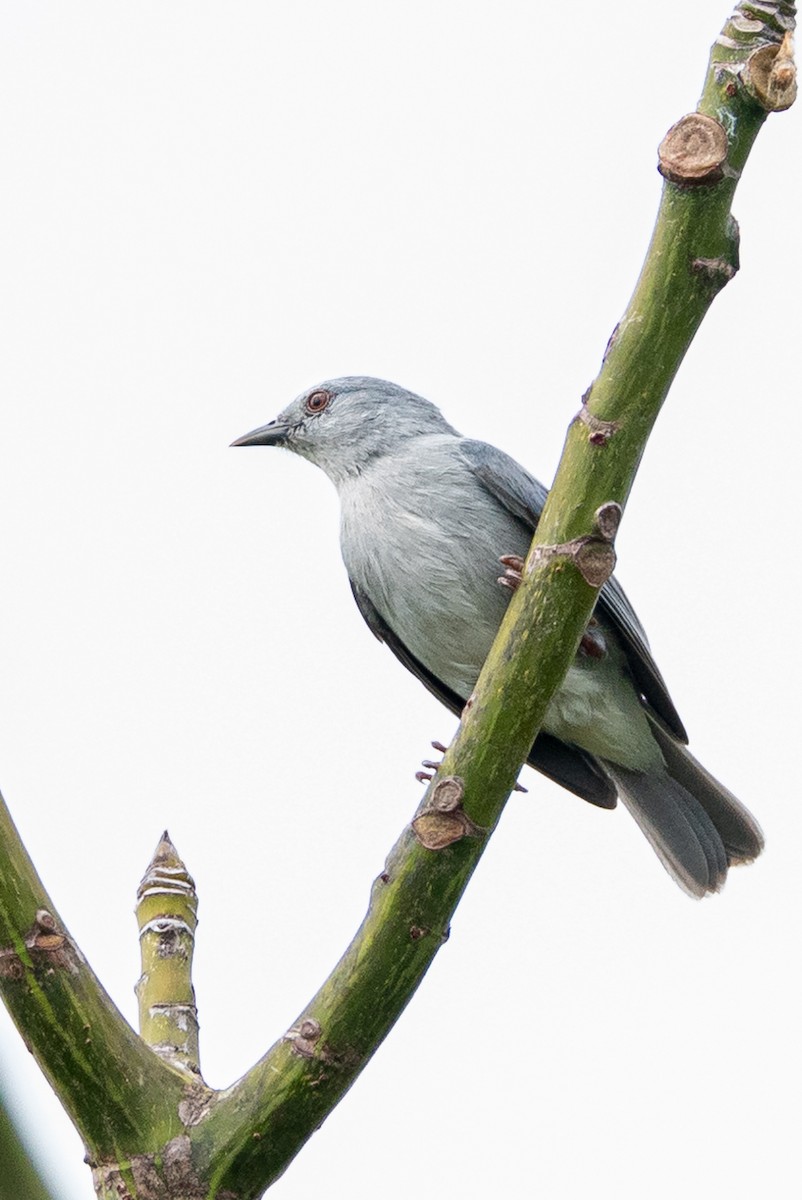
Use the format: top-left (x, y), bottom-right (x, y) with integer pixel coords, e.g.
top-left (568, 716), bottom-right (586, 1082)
top-left (231, 376), bottom-right (458, 484)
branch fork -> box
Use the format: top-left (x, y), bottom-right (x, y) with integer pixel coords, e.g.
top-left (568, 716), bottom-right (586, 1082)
top-left (0, 4), bottom-right (795, 1196)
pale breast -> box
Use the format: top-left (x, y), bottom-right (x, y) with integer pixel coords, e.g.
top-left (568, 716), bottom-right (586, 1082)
top-left (338, 442), bottom-right (530, 697)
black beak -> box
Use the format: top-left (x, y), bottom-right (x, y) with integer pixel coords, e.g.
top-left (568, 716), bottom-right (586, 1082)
top-left (230, 420), bottom-right (290, 447)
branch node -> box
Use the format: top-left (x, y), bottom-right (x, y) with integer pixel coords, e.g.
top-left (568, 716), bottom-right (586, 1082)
top-left (285, 1016), bottom-right (325, 1059)
top-left (658, 112), bottom-right (729, 185)
top-left (742, 32), bottom-right (797, 111)
top-left (7, 910), bottom-right (79, 973)
top-left (430, 776), bottom-right (464, 812)
top-left (575, 388), bottom-right (619, 445)
top-left (691, 256), bottom-right (738, 291)
top-left (298, 1018), bottom-right (322, 1041)
top-left (412, 776), bottom-right (484, 849)
top-left (593, 502), bottom-right (622, 543)
top-left (529, 535), bottom-right (617, 590)
top-left (572, 540), bottom-right (617, 588)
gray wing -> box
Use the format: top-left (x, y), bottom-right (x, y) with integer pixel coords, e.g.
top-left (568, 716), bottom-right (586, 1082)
top-left (350, 579), bottom-right (617, 809)
top-left (459, 438), bottom-right (687, 742)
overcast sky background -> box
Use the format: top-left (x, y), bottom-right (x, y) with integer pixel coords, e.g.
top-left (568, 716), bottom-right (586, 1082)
top-left (0, 4), bottom-right (799, 1198)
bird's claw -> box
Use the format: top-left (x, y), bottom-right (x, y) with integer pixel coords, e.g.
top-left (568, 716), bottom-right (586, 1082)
top-left (498, 553), bottom-right (525, 591)
top-left (416, 740), bottom-right (449, 783)
top-left (579, 617), bottom-right (607, 660)
top-left (498, 551), bottom-right (606, 659)
top-left (416, 739), bottom-right (527, 794)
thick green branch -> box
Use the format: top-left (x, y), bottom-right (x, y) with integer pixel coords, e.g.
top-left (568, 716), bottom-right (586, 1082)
top-left (189, 8), bottom-right (795, 1196)
top-left (0, 7), bottom-right (793, 1199)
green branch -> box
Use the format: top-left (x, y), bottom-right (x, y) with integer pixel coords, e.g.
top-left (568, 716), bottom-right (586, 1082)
top-left (189, 7), bottom-right (796, 1196)
top-left (0, 5), bottom-right (794, 1198)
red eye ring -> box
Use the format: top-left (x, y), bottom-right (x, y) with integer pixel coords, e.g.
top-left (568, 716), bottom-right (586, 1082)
top-left (305, 388), bottom-right (332, 414)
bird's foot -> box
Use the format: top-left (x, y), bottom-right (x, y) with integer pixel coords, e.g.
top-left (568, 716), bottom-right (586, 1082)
top-left (415, 740), bottom-right (448, 783)
top-left (498, 554), bottom-right (525, 591)
top-left (579, 618), bottom-right (607, 660)
top-left (416, 739), bottom-right (527, 793)
top-left (499, 553), bottom-right (606, 660)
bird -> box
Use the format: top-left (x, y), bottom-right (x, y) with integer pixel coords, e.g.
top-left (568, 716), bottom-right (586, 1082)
top-left (232, 376), bottom-right (763, 896)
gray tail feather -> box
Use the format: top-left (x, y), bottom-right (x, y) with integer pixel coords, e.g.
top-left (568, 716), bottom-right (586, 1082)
top-left (604, 718), bottom-right (764, 897)
top-left (645, 713), bottom-right (765, 866)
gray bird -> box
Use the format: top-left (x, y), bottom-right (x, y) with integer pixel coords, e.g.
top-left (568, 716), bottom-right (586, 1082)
top-left (232, 376), bottom-right (763, 896)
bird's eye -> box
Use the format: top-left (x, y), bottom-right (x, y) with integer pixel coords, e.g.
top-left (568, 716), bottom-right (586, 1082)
top-left (305, 389), bottom-right (332, 414)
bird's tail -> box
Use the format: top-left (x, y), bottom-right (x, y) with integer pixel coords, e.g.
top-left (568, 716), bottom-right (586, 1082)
top-left (604, 714), bottom-right (764, 897)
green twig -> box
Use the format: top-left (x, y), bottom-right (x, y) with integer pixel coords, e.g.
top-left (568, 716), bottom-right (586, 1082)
top-left (135, 832), bottom-right (202, 1079)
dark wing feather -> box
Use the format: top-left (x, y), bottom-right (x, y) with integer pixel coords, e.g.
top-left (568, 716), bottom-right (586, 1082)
top-left (595, 576), bottom-right (687, 741)
top-left (350, 579), bottom-right (617, 809)
top-left (459, 438), bottom-right (687, 741)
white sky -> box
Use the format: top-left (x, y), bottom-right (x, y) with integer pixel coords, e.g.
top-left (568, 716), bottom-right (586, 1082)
top-left (0, 4), bottom-right (799, 1198)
